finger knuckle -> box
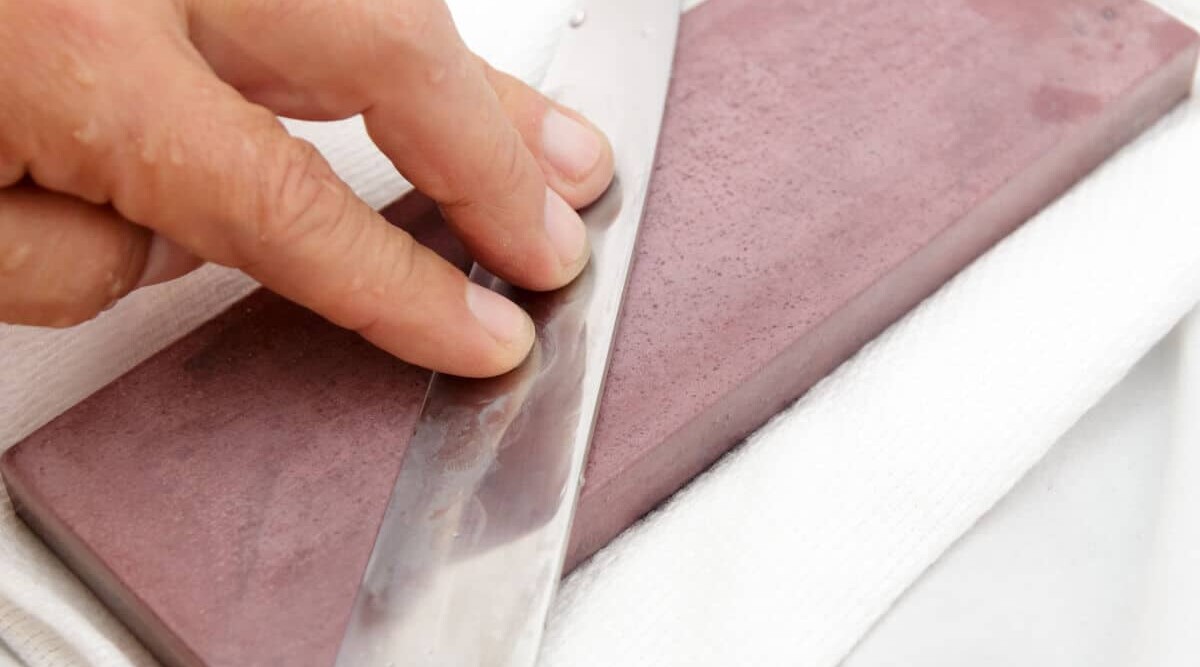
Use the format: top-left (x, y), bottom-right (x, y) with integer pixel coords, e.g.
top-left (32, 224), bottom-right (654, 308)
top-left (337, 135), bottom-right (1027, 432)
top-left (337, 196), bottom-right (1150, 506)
top-left (381, 228), bottom-right (419, 300)
top-left (310, 232), bottom-right (415, 336)
top-left (0, 3), bottom-right (123, 201)
top-left (485, 129), bottom-right (529, 202)
top-left (336, 226), bottom-right (420, 334)
top-left (432, 128), bottom-right (525, 225)
top-left (251, 138), bottom-right (348, 255)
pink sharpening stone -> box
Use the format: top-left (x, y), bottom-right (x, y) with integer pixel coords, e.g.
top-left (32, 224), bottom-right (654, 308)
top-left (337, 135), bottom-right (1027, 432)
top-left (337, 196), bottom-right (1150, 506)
top-left (4, 1), bottom-right (1197, 666)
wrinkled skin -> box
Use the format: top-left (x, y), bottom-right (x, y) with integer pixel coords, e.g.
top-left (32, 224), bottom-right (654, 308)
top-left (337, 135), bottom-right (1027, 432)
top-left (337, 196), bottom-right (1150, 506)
top-left (0, 0), bottom-right (614, 377)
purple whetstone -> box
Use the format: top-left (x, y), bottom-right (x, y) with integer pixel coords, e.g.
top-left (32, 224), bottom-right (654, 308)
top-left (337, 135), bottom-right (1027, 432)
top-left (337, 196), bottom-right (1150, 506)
top-left (4, 1), bottom-right (1197, 666)
top-left (568, 0), bottom-right (1200, 563)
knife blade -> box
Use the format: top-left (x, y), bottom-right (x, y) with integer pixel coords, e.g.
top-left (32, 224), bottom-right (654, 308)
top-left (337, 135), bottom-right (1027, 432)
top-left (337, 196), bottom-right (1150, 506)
top-left (333, 1), bottom-right (682, 664)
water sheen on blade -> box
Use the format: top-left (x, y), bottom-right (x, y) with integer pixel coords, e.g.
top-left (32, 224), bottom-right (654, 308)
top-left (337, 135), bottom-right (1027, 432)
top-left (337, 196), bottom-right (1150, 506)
top-left (334, 2), bottom-right (681, 665)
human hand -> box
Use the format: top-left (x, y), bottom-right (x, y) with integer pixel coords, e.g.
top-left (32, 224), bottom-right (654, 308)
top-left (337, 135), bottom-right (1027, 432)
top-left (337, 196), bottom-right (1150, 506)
top-left (0, 0), bottom-right (613, 377)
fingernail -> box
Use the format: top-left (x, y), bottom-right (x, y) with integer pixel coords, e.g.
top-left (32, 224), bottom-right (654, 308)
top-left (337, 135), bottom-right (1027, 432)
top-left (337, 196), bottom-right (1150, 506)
top-left (466, 282), bottom-right (532, 347)
top-left (544, 187), bottom-right (589, 269)
top-left (542, 108), bottom-right (604, 181)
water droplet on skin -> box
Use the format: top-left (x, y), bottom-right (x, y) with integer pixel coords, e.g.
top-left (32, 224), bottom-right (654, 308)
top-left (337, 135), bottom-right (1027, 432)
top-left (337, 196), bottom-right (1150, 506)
top-left (568, 9), bottom-right (587, 28)
top-left (1, 243), bottom-right (32, 273)
top-left (107, 275), bottom-right (125, 298)
top-left (137, 138), bottom-right (156, 165)
top-left (71, 63), bottom-right (96, 87)
top-left (72, 120), bottom-right (99, 145)
top-left (428, 65), bottom-right (447, 84)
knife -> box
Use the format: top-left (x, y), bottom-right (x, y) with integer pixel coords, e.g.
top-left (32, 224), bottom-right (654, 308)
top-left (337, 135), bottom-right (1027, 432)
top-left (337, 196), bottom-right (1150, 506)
top-left (333, 1), bottom-right (682, 664)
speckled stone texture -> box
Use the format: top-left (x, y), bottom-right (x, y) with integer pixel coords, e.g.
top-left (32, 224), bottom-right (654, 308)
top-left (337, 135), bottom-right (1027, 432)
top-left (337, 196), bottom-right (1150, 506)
top-left (0, 197), bottom-right (460, 667)
top-left (3, 1), bottom-right (1197, 666)
top-left (566, 0), bottom-right (1200, 565)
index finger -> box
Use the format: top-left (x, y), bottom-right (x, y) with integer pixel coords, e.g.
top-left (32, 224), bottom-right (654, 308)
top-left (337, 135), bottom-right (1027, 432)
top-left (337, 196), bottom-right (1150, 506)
top-left (34, 41), bottom-right (535, 376)
top-left (187, 0), bottom-right (600, 292)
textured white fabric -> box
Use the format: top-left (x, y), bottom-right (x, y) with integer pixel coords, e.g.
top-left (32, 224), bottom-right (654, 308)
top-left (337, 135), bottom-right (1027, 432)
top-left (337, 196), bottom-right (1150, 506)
top-left (1, 0), bottom-right (1198, 665)
top-left (1131, 310), bottom-right (1200, 667)
top-left (835, 305), bottom-right (1200, 667)
top-left (843, 314), bottom-right (1189, 666)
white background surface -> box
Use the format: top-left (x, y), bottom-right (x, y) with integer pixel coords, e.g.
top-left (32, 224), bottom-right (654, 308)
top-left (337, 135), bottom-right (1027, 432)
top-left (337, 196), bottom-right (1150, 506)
top-left (846, 312), bottom-right (1200, 667)
top-left (2, 0), bottom-right (1200, 665)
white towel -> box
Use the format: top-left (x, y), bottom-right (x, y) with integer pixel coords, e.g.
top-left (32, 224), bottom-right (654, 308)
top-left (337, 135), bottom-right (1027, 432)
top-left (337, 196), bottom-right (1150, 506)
top-left (1, 0), bottom-right (1198, 665)
top-left (840, 309), bottom-right (1196, 667)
